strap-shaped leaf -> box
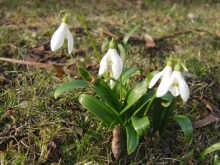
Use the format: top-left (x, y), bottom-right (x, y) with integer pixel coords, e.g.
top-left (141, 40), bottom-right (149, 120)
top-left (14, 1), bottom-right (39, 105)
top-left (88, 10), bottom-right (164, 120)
top-left (79, 94), bottom-right (120, 127)
top-left (131, 115), bottom-right (150, 136)
top-left (92, 79), bottom-right (120, 111)
top-left (198, 143), bottom-right (220, 163)
top-left (122, 67), bottom-right (142, 85)
top-left (118, 44), bottom-right (126, 65)
top-left (126, 125), bottom-right (140, 154)
top-left (54, 80), bottom-right (88, 99)
top-left (173, 115), bottom-right (193, 144)
top-left (123, 23), bottom-right (141, 44)
top-left (120, 80), bottom-right (148, 115)
top-left (133, 91), bottom-right (155, 116)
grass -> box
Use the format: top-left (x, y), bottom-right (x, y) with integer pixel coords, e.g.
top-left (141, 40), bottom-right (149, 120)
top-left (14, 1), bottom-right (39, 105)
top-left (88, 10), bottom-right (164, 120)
top-left (1, 0), bottom-right (220, 164)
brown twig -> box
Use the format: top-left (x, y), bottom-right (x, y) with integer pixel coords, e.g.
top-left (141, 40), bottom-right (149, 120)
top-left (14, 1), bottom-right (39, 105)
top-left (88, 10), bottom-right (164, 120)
top-left (101, 28), bottom-right (211, 43)
top-left (0, 57), bottom-right (66, 69)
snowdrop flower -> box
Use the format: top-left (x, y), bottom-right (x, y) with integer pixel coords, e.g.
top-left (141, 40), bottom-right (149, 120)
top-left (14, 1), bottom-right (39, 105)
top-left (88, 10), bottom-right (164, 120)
top-left (99, 39), bottom-right (123, 79)
top-left (50, 15), bottom-right (74, 54)
top-left (149, 60), bottom-right (173, 89)
top-left (156, 64), bottom-right (190, 102)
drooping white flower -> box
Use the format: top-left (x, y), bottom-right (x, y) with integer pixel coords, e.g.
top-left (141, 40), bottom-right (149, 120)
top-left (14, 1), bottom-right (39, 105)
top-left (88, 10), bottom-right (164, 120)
top-left (50, 16), bottom-right (74, 54)
top-left (99, 48), bottom-right (123, 79)
top-left (149, 65), bottom-right (173, 89)
top-left (156, 64), bottom-right (190, 102)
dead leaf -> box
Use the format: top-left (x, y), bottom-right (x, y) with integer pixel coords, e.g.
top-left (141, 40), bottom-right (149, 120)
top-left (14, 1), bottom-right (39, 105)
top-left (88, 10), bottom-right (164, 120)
top-left (53, 65), bottom-right (65, 77)
top-left (19, 101), bottom-right (29, 108)
top-left (145, 34), bottom-right (155, 47)
top-left (216, 29), bottom-right (220, 37)
top-left (30, 45), bottom-right (44, 55)
top-left (200, 98), bottom-right (213, 112)
top-left (101, 28), bottom-right (120, 40)
top-left (112, 124), bottom-right (124, 161)
top-left (193, 114), bottom-right (219, 128)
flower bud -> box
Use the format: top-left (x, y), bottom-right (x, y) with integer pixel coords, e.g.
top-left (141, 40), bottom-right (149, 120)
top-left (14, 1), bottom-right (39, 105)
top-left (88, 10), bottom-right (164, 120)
top-left (62, 15), bottom-right (68, 23)
top-left (166, 59), bottom-right (172, 66)
top-left (174, 64), bottom-right (181, 71)
top-left (109, 38), bottom-right (116, 49)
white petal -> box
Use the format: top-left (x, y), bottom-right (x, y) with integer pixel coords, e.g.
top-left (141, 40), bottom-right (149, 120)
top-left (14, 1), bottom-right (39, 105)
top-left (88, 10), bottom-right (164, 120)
top-left (169, 85), bottom-right (180, 96)
top-left (111, 49), bottom-right (123, 79)
top-left (149, 66), bottom-right (172, 88)
top-left (156, 71), bottom-right (175, 97)
top-left (50, 23), bottom-right (66, 51)
top-left (177, 72), bottom-right (190, 102)
top-left (66, 28), bottom-right (74, 54)
top-left (149, 70), bottom-right (164, 88)
top-left (98, 53), bottom-right (109, 76)
top-left (160, 66), bottom-right (172, 84)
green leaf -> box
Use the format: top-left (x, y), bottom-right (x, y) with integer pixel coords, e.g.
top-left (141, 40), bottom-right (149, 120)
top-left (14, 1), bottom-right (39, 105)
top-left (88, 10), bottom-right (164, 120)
top-left (151, 98), bottom-right (169, 136)
top-left (122, 67), bottom-right (142, 85)
top-left (123, 23), bottom-right (141, 44)
top-left (118, 44), bottom-right (126, 65)
top-left (79, 94), bottom-right (120, 127)
top-left (92, 79), bottom-right (120, 111)
top-left (159, 97), bottom-right (177, 135)
top-left (198, 143), bottom-right (220, 163)
top-left (120, 80), bottom-right (148, 114)
top-left (126, 125), bottom-right (140, 154)
top-left (54, 80), bottom-right (88, 99)
top-left (133, 91), bottom-right (155, 116)
top-left (160, 92), bottom-right (175, 101)
top-left (131, 115), bottom-right (150, 136)
top-left (146, 70), bottom-right (159, 84)
top-left (78, 66), bottom-right (95, 83)
top-left (101, 39), bottom-right (110, 53)
top-left (173, 115), bottom-right (193, 144)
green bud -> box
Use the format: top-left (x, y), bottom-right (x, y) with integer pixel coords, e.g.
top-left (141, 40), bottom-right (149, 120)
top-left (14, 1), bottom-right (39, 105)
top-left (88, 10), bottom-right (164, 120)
top-left (174, 63), bottom-right (181, 71)
top-left (109, 38), bottom-right (116, 49)
top-left (166, 59), bottom-right (172, 66)
top-left (62, 15), bottom-right (68, 24)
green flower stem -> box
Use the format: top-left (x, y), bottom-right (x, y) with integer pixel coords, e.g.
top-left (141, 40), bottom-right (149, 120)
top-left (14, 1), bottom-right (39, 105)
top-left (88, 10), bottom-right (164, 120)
top-left (143, 91), bottom-right (156, 116)
top-left (60, 9), bottom-right (101, 62)
top-left (120, 75), bottom-right (123, 110)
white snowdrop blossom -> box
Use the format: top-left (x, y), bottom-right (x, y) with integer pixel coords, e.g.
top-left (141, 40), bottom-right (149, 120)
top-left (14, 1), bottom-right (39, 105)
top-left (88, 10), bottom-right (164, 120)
top-left (99, 48), bottom-right (123, 79)
top-left (50, 16), bottom-right (74, 54)
top-left (156, 65), bottom-right (190, 102)
top-left (149, 65), bottom-right (173, 89)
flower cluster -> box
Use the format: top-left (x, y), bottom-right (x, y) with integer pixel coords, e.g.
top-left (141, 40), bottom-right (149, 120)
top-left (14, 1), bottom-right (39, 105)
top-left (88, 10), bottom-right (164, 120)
top-left (50, 15), bottom-right (189, 103)
top-left (149, 60), bottom-right (190, 102)
top-left (50, 16), bottom-right (123, 82)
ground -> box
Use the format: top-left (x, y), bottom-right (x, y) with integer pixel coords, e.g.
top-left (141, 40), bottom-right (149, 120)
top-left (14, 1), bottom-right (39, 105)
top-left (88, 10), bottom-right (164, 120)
top-left (0, 0), bottom-right (220, 164)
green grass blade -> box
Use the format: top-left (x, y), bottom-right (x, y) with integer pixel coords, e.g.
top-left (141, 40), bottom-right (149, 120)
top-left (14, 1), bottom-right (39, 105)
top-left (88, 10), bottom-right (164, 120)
top-left (79, 94), bottom-right (120, 127)
top-left (173, 115), bottom-right (193, 144)
top-left (123, 23), bottom-right (141, 44)
top-left (131, 115), bottom-right (150, 136)
top-left (54, 80), bottom-right (88, 99)
top-left (198, 143), bottom-right (220, 163)
top-left (126, 125), bottom-right (140, 154)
